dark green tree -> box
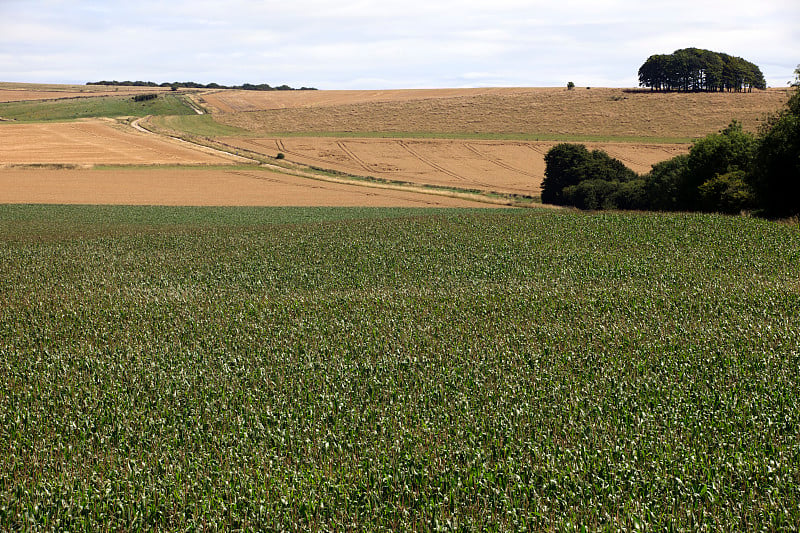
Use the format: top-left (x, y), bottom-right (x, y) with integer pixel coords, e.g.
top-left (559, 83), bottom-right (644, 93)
top-left (542, 144), bottom-right (638, 207)
top-left (750, 88), bottom-right (800, 217)
top-left (643, 154), bottom-right (690, 210)
top-left (541, 144), bottom-right (593, 205)
top-left (682, 120), bottom-right (757, 210)
top-left (638, 49), bottom-right (765, 91)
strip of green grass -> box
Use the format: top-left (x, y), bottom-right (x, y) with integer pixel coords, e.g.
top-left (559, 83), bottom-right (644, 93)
top-left (0, 94), bottom-right (195, 122)
top-left (148, 114), bottom-right (256, 137)
top-left (1, 206), bottom-right (798, 530)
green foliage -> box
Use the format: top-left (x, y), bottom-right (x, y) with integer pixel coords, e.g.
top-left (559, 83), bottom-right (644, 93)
top-left (542, 144), bottom-right (638, 207)
top-left (0, 94), bottom-right (195, 122)
top-left (638, 48), bottom-right (766, 92)
top-left (698, 169), bottom-right (754, 214)
top-left (751, 89), bottom-right (800, 217)
top-left (132, 93), bottom-right (158, 102)
top-left (683, 120), bottom-right (757, 210)
top-left (543, 122), bottom-right (761, 213)
top-left (643, 154), bottom-right (689, 211)
top-left (1, 206), bottom-right (799, 530)
top-left (567, 81), bottom-right (575, 90)
top-left (541, 143), bottom-right (592, 204)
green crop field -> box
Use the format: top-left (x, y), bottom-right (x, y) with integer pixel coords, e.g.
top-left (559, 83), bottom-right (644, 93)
top-left (0, 94), bottom-right (195, 122)
top-left (1, 206), bottom-right (798, 531)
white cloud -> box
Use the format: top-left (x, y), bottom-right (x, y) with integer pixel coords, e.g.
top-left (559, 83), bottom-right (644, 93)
top-left (0, 0), bottom-right (797, 88)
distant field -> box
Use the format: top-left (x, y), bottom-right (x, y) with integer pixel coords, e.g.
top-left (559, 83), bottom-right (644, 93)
top-left (0, 93), bottom-right (194, 122)
top-left (0, 82), bottom-right (175, 103)
top-left (1, 206), bottom-right (798, 530)
top-left (212, 87), bottom-right (791, 141)
top-left (198, 87), bottom-right (537, 113)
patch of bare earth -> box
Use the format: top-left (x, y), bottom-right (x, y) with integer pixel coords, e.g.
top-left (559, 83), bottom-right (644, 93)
top-left (0, 167), bottom-right (496, 207)
top-left (220, 137), bottom-right (690, 195)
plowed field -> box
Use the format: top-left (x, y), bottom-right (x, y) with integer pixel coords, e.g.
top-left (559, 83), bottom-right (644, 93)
top-left (220, 137), bottom-right (689, 195)
top-left (0, 120), bottom-right (241, 165)
top-left (0, 167), bottom-right (493, 207)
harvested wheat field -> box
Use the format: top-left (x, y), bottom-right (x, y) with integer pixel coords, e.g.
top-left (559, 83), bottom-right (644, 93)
top-left (219, 137), bottom-right (689, 195)
top-left (0, 167), bottom-right (495, 207)
top-left (213, 87), bottom-right (791, 140)
top-left (0, 120), bottom-right (243, 165)
top-left (198, 87), bottom-right (533, 113)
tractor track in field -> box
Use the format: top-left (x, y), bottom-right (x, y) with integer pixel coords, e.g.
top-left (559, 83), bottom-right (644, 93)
top-left (397, 140), bottom-right (469, 183)
top-left (464, 142), bottom-right (540, 179)
top-left (336, 140), bottom-right (375, 173)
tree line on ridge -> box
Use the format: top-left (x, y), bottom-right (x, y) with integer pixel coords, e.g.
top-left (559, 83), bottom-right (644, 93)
top-left (638, 48), bottom-right (766, 92)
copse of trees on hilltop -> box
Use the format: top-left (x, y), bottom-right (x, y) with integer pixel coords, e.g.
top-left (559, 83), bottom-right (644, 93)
top-left (638, 48), bottom-right (766, 92)
top-left (87, 81), bottom-right (317, 91)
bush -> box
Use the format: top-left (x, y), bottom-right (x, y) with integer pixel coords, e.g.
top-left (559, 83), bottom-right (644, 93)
top-left (682, 121), bottom-right (756, 209)
top-left (750, 90), bottom-right (800, 217)
top-left (698, 170), bottom-right (754, 214)
top-left (541, 144), bottom-right (593, 205)
top-left (567, 81), bottom-right (575, 90)
top-left (643, 155), bottom-right (689, 211)
top-left (542, 144), bottom-right (639, 208)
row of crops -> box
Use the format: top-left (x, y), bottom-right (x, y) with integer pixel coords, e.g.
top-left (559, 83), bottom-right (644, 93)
top-left (1, 206), bottom-right (798, 530)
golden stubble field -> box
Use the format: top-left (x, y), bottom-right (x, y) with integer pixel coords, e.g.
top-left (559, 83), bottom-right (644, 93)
top-left (206, 87), bottom-right (791, 139)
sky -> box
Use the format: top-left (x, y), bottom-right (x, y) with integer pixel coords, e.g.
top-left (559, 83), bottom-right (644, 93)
top-left (1, 0), bottom-right (798, 90)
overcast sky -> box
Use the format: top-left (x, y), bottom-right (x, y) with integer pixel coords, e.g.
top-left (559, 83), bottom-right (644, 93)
top-left (1, 0), bottom-right (797, 89)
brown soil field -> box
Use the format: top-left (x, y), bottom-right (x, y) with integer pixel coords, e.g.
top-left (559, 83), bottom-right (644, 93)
top-left (0, 167), bottom-right (495, 207)
top-left (0, 82), bottom-right (173, 103)
top-left (0, 120), bottom-right (241, 165)
top-left (212, 87), bottom-right (791, 140)
top-left (219, 137), bottom-right (689, 195)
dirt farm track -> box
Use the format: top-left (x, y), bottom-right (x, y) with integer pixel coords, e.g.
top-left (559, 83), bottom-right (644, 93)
top-left (0, 84), bottom-right (790, 207)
